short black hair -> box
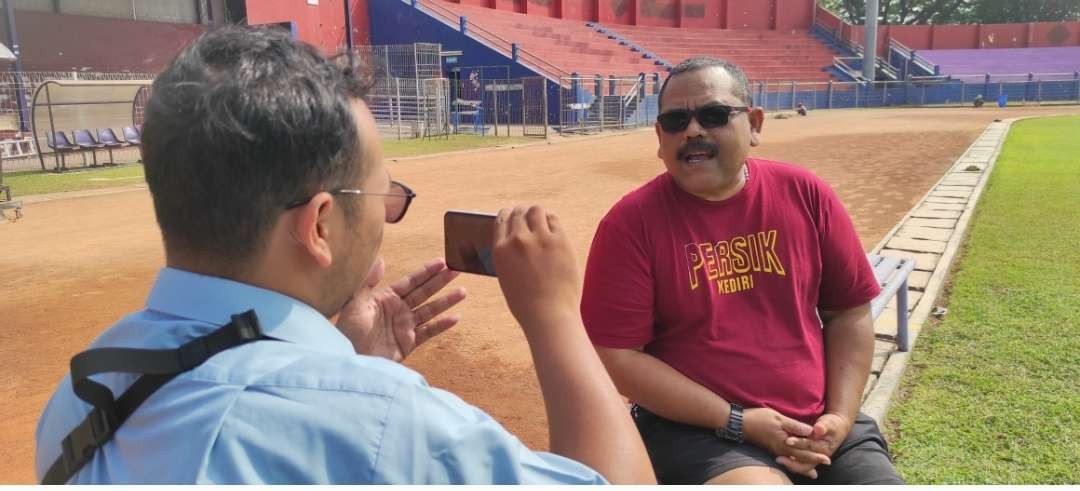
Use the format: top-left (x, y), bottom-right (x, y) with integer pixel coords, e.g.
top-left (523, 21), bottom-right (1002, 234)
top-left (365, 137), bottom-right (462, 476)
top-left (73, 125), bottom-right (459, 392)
top-left (658, 57), bottom-right (752, 111)
top-left (143, 26), bottom-right (372, 268)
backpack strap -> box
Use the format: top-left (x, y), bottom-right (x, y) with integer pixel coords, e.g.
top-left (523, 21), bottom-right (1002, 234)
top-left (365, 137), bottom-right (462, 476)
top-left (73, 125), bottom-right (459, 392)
top-left (42, 310), bottom-right (267, 484)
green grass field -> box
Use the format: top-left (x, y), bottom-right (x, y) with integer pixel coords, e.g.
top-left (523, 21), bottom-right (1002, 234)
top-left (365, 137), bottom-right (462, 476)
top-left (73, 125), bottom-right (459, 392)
top-left (382, 134), bottom-right (534, 158)
top-left (2, 164), bottom-right (146, 196)
top-left (887, 116), bottom-right (1080, 484)
top-left (2, 135), bottom-right (536, 197)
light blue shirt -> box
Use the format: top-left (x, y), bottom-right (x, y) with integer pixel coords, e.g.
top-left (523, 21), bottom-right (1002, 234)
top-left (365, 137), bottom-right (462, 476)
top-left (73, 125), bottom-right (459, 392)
top-left (35, 268), bottom-right (606, 484)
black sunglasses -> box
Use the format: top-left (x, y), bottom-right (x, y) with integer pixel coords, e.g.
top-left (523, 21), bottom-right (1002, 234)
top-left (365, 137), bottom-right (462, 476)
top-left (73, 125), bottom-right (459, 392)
top-left (657, 104), bottom-right (751, 133)
top-left (285, 180), bottom-right (417, 224)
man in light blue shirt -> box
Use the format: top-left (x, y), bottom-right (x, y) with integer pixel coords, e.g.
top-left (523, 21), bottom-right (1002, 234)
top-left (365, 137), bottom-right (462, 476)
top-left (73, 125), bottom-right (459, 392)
top-left (34, 27), bottom-right (654, 484)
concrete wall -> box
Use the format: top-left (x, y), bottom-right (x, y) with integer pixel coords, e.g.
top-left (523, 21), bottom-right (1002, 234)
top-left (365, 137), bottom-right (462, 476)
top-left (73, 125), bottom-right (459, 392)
top-left (245, 0), bottom-right (371, 55)
top-left (847, 21), bottom-right (1080, 52)
top-left (817, 5), bottom-right (1080, 53)
top-left (0, 9), bottom-right (205, 72)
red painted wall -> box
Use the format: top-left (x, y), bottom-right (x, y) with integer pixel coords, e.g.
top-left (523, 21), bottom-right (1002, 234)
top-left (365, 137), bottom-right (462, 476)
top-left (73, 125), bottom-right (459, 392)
top-left (726, 0), bottom-right (773, 29)
top-left (493, 0), bottom-right (522, 13)
top-left (933, 24), bottom-right (979, 49)
top-left (0, 10), bottom-right (204, 72)
top-left (247, 0), bottom-right (370, 55)
top-left (888, 24), bottom-right (932, 49)
top-left (1033, 22), bottom-right (1080, 47)
top-left (682, 0), bottom-right (725, 28)
top-left (349, 0), bottom-right (372, 45)
top-left (845, 23), bottom-right (889, 55)
top-left (979, 23), bottom-right (1026, 48)
top-left (636, 0), bottom-right (678, 27)
top-left (775, 0), bottom-right (811, 31)
top-left (814, 5), bottom-right (842, 32)
top-left (525, 0), bottom-right (559, 17)
top-left (560, 0), bottom-right (595, 21)
top-left (598, 0), bottom-right (634, 25)
top-left (844, 21), bottom-right (1080, 51)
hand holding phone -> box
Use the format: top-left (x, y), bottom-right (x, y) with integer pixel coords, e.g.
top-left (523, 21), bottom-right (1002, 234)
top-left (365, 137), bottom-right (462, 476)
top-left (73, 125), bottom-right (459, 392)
top-left (445, 206), bottom-right (581, 329)
top-left (490, 206), bottom-right (581, 330)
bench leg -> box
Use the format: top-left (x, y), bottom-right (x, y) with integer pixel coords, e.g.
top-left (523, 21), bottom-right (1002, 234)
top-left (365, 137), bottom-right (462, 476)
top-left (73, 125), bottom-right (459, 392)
top-left (896, 279), bottom-right (910, 352)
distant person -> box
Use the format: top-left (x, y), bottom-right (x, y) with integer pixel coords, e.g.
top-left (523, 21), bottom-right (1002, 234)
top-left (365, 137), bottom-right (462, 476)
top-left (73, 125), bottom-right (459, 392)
top-left (35, 26), bottom-right (654, 485)
top-left (796, 102), bottom-right (808, 116)
top-left (974, 94), bottom-right (985, 108)
top-left (581, 56), bottom-right (905, 485)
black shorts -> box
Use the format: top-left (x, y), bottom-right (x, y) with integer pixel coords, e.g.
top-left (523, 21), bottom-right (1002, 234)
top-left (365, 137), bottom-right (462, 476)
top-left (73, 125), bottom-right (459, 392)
top-left (632, 406), bottom-right (905, 485)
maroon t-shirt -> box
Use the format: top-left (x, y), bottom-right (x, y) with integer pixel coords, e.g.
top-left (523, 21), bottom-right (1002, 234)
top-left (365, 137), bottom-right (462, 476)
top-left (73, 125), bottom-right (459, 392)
top-left (581, 158), bottom-right (880, 423)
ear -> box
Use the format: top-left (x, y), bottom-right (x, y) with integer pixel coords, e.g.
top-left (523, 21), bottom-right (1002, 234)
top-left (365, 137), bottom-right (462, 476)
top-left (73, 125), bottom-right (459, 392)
top-left (748, 106), bottom-right (765, 147)
top-left (289, 192), bottom-right (336, 269)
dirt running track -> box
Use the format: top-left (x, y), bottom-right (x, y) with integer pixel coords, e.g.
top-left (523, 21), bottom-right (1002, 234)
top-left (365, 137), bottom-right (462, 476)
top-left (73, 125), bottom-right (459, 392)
top-left (3, 106), bottom-right (1078, 483)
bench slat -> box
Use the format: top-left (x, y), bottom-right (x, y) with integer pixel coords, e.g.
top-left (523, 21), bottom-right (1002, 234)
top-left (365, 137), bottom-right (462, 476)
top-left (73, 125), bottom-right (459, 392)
top-left (866, 254), bottom-right (917, 352)
top-left (871, 256), bottom-right (902, 285)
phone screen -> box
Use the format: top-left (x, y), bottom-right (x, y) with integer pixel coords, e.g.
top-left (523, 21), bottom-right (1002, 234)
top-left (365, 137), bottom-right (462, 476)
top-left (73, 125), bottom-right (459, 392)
top-left (444, 210), bottom-right (497, 277)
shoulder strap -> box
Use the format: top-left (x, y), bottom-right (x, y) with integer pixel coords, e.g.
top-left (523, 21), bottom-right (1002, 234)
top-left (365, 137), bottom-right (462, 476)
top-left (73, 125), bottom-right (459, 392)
top-left (42, 310), bottom-right (267, 484)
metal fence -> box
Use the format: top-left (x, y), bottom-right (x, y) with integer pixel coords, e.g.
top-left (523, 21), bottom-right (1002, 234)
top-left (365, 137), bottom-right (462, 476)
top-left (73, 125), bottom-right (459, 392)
top-left (557, 75), bottom-right (657, 134)
top-left (547, 72), bottom-right (1080, 135)
top-left (354, 43), bottom-right (442, 81)
top-left (755, 77), bottom-right (1080, 112)
top-left (368, 77), bottom-right (452, 139)
top-left (353, 43), bottom-right (454, 139)
top-left (448, 76), bottom-right (548, 137)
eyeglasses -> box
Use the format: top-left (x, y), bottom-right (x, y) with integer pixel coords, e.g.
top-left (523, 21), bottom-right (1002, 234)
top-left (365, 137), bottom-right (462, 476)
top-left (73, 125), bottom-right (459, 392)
top-left (656, 104), bottom-right (751, 133)
top-left (285, 180), bottom-right (417, 223)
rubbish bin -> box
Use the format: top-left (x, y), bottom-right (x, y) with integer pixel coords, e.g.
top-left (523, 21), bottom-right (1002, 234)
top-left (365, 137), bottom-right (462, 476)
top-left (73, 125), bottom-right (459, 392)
top-left (998, 94), bottom-right (1008, 107)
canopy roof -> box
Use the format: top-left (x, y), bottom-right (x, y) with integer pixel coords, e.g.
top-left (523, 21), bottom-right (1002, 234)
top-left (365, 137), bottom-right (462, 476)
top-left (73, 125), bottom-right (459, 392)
top-left (31, 79), bottom-right (152, 170)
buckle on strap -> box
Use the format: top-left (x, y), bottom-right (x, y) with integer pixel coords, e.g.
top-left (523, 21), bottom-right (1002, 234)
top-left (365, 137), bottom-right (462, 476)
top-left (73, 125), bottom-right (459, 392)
top-left (60, 407), bottom-right (116, 472)
top-left (231, 310), bottom-right (263, 340)
top-left (176, 311), bottom-right (262, 370)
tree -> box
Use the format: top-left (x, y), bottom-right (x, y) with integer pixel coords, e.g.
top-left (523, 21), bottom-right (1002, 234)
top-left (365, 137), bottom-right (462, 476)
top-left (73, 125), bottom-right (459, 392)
top-left (819, 0), bottom-right (1080, 25)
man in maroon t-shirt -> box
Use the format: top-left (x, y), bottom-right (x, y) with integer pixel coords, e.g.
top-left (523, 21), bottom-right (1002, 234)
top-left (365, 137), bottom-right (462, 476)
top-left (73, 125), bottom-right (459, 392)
top-left (581, 57), bottom-right (904, 485)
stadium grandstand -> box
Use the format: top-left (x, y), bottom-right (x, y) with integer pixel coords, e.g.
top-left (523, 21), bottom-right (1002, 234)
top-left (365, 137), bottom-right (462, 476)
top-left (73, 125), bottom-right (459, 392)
top-left (0, 0), bottom-right (1077, 149)
top-left (917, 47), bottom-right (1080, 81)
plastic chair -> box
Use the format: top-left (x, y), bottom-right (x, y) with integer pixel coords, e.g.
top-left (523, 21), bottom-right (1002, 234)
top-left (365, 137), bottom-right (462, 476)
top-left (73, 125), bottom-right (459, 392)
top-left (97, 128), bottom-right (128, 164)
top-left (73, 129), bottom-right (107, 166)
top-left (122, 126), bottom-right (142, 146)
top-left (45, 131), bottom-right (81, 171)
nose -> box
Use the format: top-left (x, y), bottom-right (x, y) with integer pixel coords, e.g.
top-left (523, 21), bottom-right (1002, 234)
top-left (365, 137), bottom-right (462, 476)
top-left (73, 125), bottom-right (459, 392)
top-left (683, 114), bottom-right (707, 139)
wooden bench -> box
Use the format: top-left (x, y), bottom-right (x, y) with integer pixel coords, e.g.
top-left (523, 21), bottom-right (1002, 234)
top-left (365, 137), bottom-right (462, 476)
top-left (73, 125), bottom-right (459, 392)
top-left (867, 254), bottom-right (916, 352)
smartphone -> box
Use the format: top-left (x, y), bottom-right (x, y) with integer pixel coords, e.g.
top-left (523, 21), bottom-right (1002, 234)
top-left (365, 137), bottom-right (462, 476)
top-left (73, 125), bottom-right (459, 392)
top-left (444, 210), bottom-right (498, 277)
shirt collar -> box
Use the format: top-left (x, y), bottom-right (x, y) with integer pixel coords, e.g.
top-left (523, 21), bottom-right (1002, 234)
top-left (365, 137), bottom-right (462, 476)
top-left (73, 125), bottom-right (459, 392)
top-left (145, 267), bottom-right (355, 356)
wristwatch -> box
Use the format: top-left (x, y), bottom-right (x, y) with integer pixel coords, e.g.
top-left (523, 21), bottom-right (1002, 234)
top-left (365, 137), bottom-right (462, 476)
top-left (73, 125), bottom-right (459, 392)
top-left (715, 403), bottom-right (745, 443)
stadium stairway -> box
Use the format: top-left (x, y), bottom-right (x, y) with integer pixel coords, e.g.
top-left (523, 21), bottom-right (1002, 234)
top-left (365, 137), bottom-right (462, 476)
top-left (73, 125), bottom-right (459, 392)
top-left (420, 0), bottom-right (838, 82)
top-left (429, 0), bottom-right (666, 77)
top-left (600, 24), bottom-right (838, 82)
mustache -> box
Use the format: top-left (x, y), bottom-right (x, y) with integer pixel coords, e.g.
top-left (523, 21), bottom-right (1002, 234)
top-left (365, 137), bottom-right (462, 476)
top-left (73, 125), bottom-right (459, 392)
top-left (677, 140), bottom-right (720, 160)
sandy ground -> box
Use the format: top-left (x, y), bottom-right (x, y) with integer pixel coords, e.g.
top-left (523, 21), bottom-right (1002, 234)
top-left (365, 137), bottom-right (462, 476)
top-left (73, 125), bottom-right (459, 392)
top-left (2, 105), bottom-right (1079, 483)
